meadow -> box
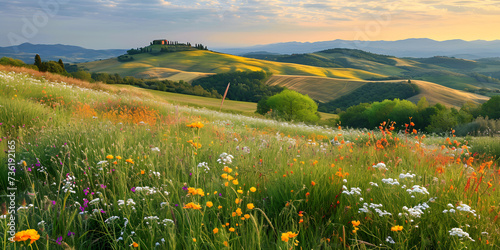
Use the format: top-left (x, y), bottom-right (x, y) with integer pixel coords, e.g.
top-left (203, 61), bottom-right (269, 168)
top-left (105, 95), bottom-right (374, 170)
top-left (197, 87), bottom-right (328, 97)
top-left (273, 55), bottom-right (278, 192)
top-left (0, 68), bottom-right (499, 249)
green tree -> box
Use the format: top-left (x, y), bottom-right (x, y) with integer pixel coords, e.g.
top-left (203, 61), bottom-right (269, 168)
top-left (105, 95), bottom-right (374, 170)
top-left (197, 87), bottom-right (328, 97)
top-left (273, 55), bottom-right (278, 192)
top-left (480, 96), bottom-right (500, 119)
top-left (39, 61), bottom-right (66, 75)
top-left (34, 54), bottom-right (42, 68)
top-left (266, 90), bottom-right (319, 122)
top-left (365, 99), bottom-right (398, 128)
top-left (416, 97), bottom-right (429, 111)
top-left (426, 109), bottom-right (459, 133)
top-left (71, 71), bottom-right (93, 82)
top-left (256, 96), bottom-right (271, 115)
top-left (339, 103), bottom-right (370, 128)
top-left (387, 99), bottom-right (417, 126)
top-left (58, 59), bottom-right (65, 70)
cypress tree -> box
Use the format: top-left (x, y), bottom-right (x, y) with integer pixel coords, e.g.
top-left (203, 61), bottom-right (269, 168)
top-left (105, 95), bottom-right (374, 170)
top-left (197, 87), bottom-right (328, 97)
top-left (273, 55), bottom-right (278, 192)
top-left (58, 59), bottom-right (65, 70)
top-left (34, 54), bottom-right (42, 68)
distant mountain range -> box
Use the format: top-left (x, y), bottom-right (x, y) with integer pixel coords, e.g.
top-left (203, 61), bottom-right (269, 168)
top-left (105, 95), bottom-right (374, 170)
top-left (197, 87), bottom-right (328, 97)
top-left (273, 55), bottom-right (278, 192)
top-left (0, 43), bottom-right (127, 63)
top-left (214, 38), bottom-right (500, 59)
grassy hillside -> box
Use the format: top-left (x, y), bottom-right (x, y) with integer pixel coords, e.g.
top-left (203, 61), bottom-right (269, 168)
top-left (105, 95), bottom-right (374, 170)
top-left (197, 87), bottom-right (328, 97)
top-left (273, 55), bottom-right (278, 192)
top-left (245, 50), bottom-right (500, 93)
top-left (79, 50), bottom-right (386, 81)
top-left (245, 49), bottom-right (408, 77)
top-left (407, 79), bottom-right (490, 107)
top-left (266, 75), bottom-right (367, 103)
top-left (266, 75), bottom-right (489, 108)
top-left (1, 67), bottom-right (499, 249)
top-left (115, 84), bottom-right (338, 120)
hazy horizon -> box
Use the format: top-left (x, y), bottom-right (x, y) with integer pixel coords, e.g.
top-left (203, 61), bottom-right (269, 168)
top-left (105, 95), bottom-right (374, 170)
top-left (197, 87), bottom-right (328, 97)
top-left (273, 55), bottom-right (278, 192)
top-left (2, 37), bottom-right (500, 51)
top-left (1, 0), bottom-right (499, 50)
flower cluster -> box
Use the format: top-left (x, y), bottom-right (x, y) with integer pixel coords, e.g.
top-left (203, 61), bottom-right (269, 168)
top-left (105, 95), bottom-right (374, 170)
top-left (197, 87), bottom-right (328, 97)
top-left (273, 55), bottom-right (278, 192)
top-left (217, 153), bottom-right (234, 165)
top-left (281, 231), bottom-right (298, 242)
top-left (449, 228), bottom-right (475, 241)
top-left (186, 122), bottom-right (204, 128)
top-left (11, 229), bottom-right (40, 244)
top-left (382, 178), bottom-right (400, 185)
top-left (197, 162), bottom-right (210, 173)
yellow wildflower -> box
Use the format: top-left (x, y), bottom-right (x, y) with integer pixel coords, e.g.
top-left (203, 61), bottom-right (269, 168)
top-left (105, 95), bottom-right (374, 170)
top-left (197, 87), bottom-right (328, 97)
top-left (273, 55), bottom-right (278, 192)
top-left (11, 229), bottom-right (40, 244)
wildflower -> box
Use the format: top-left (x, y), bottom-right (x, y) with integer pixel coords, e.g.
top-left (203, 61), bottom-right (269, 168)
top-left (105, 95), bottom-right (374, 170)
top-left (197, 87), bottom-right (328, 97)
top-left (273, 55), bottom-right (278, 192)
top-left (213, 228), bottom-right (219, 234)
top-left (11, 229), bottom-right (40, 244)
top-left (244, 214), bottom-right (250, 219)
top-left (218, 205), bottom-right (222, 209)
top-left (218, 153), bottom-right (234, 165)
top-left (391, 225), bottom-right (403, 232)
top-left (223, 241), bottom-right (228, 247)
top-left (352, 220), bottom-right (360, 227)
top-left (250, 187), bottom-right (256, 192)
top-left (106, 155), bottom-right (113, 159)
top-left (232, 180), bottom-right (239, 185)
top-left (187, 188), bottom-right (205, 196)
top-left (247, 203), bottom-right (255, 210)
top-left (192, 238), bottom-right (196, 242)
top-left (116, 156), bottom-right (122, 160)
top-left (386, 236), bottom-right (395, 244)
top-left (206, 201), bottom-right (213, 208)
top-left (449, 228), bottom-right (475, 241)
top-left (183, 202), bottom-right (202, 210)
top-left (235, 198), bottom-right (241, 204)
top-left (237, 189), bottom-right (243, 194)
top-left (125, 158), bottom-right (134, 164)
top-left (236, 208), bottom-right (243, 216)
top-left (187, 122), bottom-right (204, 128)
top-left (140, 170), bottom-right (145, 175)
top-left (229, 227), bottom-right (235, 232)
top-left (311, 181), bottom-right (316, 186)
top-left (281, 231), bottom-right (298, 242)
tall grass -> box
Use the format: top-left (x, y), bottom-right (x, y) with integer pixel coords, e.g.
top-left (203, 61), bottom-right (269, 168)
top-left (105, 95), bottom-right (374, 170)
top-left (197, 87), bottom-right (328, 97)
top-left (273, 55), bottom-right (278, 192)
top-left (1, 69), bottom-right (499, 249)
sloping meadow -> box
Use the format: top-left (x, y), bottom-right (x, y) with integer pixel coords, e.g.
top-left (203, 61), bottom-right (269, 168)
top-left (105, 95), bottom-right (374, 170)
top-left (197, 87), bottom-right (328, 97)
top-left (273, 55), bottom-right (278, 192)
top-left (1, 70), bottom-right (499, 249)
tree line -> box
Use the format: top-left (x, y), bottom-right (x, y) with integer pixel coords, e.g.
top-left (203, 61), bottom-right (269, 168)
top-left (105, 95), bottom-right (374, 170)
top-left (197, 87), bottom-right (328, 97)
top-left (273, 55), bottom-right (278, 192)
top-left (191, 71), bottom-right (284, 102)
top-left (318, 81), bottom-right (420, 113)
top-left (338, 96), bottom-right (500, 135)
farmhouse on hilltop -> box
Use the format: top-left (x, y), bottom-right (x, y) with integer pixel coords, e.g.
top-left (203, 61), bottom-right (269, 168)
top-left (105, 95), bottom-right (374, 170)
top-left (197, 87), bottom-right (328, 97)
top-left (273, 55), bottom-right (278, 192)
top-left (152, 39), bottom-right (168, 45)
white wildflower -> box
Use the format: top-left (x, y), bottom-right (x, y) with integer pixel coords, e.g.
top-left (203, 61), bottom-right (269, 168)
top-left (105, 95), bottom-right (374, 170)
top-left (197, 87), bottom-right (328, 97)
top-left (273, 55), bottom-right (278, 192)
top-left (406, 185), bottom-right (429, 195)
top-left (399, 172), bottom-right (416, 179)
top-left (386, 236), bottom-right (395, 244)
top-left (382, 178), bottom-right (400, 185)
top-left (449, 228), bottom-right (475, 241)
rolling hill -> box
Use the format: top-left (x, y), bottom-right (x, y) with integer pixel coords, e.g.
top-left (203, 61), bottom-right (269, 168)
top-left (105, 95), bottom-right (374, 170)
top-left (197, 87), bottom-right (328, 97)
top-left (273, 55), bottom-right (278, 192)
top-left (73, 45), bottom-right (494, 113)
top-left (266, 75), bottom-right (489, 108)
top-left (78, 50), bottom-right (387, 82)
top-left (244, 49), bottom-right (500, 94)
top-left (215, 38), bottom-right (500, 59)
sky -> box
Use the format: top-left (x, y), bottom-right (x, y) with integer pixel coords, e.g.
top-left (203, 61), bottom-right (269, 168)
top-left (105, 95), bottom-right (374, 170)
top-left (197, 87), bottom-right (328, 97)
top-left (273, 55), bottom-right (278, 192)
top-left (1, 0), bottom-right (499, 49)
